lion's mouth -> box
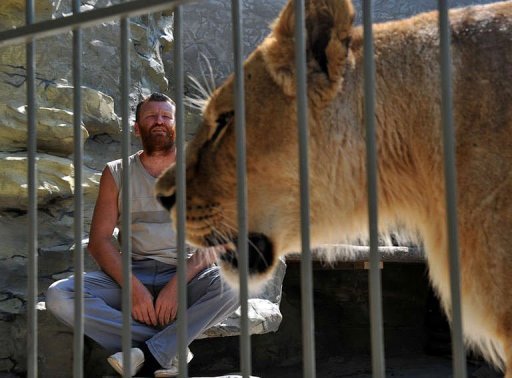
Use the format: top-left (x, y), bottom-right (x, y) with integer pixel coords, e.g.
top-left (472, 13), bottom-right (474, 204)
top-left (212, 233), bottom-right (274, 275)
top-left (155, 189), bottom-right (276, 276)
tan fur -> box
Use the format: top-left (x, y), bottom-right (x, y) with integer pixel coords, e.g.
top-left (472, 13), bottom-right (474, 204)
top-left (156, 0), bottom-right (512, 373)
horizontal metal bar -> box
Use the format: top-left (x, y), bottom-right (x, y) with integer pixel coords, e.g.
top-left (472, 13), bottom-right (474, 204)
top-left (0, 0), bottom-right (198, 47)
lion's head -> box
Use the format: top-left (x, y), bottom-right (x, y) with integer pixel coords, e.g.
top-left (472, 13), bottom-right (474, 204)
top-left (155, 0), bottom-right (355, 289)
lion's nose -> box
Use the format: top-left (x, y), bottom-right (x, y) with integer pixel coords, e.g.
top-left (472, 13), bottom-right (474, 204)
top-left (156, 193), bottom-right (176, 211)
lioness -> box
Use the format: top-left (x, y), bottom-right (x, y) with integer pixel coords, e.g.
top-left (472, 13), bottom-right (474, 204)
top-left (156, 0), bottom-right (512, 374)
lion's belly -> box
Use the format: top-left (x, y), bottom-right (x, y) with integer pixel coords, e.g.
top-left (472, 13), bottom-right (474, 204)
top-left (423, 229), bottom-right (505, 366)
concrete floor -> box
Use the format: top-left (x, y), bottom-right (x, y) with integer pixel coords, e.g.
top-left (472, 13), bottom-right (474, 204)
top-left (0, 357), bottom-right (501, 378)
top-left (186, 346), bottom-right (502, 377)
top-left (248, 355), bottom-right (502, 377)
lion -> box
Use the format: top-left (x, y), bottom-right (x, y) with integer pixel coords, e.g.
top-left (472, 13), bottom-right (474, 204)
top-left (156, 0), bottom-right (512, 374)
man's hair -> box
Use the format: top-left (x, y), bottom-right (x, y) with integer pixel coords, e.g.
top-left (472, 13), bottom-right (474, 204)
top-left (135, 92), bottom-right (175, 122)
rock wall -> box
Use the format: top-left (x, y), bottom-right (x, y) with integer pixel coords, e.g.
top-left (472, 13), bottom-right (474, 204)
top-left (0, 0), bottom-right (172, 374)
top-left (0, 0), bottom-right (495, 375)
top-left (176, 0), bottom-right (493, 86)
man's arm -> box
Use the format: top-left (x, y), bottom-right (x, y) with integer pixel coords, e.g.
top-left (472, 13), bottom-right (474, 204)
top-left (88, 166), bottom-right (158, 326)
top-left (184, 248), bottom-right (218, 281)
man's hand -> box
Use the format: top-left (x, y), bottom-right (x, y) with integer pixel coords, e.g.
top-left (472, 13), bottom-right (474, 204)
top-left (155, 278), bottom-right (179, 326)
top-left (131, 279), bottom-right (158, 326)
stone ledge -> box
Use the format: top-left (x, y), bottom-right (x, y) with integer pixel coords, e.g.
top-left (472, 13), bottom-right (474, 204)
top-left (197, 298), bottom-right (282, 339)
top-left (286, 244), bottom-right (424, 268)
top-left (33, 295), bottom-right (282, 378)
top-left (27, 259), bottom-right (287, 377)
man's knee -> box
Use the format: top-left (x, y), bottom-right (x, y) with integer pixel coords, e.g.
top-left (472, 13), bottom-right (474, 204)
top-left (46, 279), bottom-right (74, 324)
top-left (211, 274), bottom-right (239, 309)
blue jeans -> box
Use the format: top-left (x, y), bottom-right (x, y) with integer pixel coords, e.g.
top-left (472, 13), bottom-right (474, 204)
top-left (46, 259), bottom-right (239, 368)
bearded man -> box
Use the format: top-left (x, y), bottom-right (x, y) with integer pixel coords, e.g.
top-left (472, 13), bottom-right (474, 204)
top-left (46, 93), bottom-right (238, 377)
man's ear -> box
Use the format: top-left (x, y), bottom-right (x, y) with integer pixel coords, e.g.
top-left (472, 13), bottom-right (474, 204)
top-left (134, 122), bottom-right (141, 137)
top-left (260, 0), bottom-right (355, 106)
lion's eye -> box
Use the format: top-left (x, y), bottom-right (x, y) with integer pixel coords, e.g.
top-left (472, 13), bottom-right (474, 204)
top-left (210, 111), bottom-right (234, 143)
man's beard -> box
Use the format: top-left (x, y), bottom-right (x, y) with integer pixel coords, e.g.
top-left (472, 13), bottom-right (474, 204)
top-left (139, 127), bottom-right (176, 155)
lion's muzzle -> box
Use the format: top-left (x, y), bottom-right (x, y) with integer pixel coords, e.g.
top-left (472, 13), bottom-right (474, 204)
top-left (156, 193), bottom-right (176, 211)
top-left (220, 233), bottom-right (274, 275)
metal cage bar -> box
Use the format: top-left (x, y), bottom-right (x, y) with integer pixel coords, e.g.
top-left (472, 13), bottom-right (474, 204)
top-left (231, 0), bottom-right (252, 376)
top-left (25, 0), bottom-right (38, 377)
top-left (0, 0), bottom-right (197, 48)
top-left (174, 6), bottom-right (190, 378)
top-left (120, 10), bottom-right (133, 378)
top-left (294, 1), bottom-right (317, 376)
top-left (72, 1), bottom-right (85, 377)
top-left (362, 1), bottom-right (386, 376)
top-left (437, 1), bottom-right (467, 377)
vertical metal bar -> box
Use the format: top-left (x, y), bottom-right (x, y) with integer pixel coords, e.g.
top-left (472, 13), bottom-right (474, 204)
top-left (72, 1), bottom-right (84, 377)
top-left (174, 6), bottom-right (189, 378)
top-left (294, 1), bottom-right (316, 376)
top-left (438, 1), bottom-right (467, 377)
top-left (120, 12), bottom-right (132, 378)
top-left (26, 0), bottom-right (37, 377)
top-left (362, 1), bottom-right (386, 376)
top-left (231, 1), bottom-right (251, 376)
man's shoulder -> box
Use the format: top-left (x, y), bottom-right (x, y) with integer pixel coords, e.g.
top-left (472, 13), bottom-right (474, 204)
top-left (107, 152), bottom-right (141, 171)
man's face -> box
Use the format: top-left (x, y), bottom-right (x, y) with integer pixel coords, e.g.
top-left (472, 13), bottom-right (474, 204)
top-left (135, 100), bottom-right (176, 155)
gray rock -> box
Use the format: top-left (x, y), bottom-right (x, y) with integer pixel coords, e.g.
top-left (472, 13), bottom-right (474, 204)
top-left (0, 298), bottom-right (23, 315)
top-left (9, 303), bottom-right (74, 377)
top-left (0, 0), bottom-right (52, 29)
top-left (199, 259), bottom-right (286, 339)
top-left (171, 0), bottom-right (286, 87)
top-left (0, 257), bottom-right (27, 299)
top-left (0, 152), bottom-right (100, 210)
top-left (0, 0), bottom-right (172, 108)
top-left (38, 85), bottom-right (121, 138)
top-left (0, 321), bottom-right (16, 363)
top-left (170, 0), bottom-right (496, 89)
top-left (0, 103), bottom-right (89, 156)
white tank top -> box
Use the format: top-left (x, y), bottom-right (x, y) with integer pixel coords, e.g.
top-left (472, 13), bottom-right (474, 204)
top-left (107, 152), bottom-right (187, 265)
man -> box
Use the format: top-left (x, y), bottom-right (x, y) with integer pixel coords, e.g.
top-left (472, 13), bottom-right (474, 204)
top-left (47, 92), bottom-right (239, 377)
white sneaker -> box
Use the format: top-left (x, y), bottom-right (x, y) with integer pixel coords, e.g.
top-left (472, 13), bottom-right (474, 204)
top-left (153, 348), bottom-right (193, 378)
top-left (107, 347), bottom-right (145, 377)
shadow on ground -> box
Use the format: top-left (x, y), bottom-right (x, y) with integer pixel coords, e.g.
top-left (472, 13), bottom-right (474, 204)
top-left (187, 262), bottom-right (502, 378)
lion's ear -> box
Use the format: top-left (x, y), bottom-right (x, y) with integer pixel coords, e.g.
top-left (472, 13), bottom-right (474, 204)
top-left (261, 0), bottom-right (355, 106)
